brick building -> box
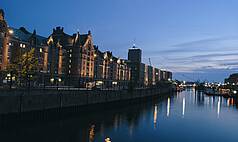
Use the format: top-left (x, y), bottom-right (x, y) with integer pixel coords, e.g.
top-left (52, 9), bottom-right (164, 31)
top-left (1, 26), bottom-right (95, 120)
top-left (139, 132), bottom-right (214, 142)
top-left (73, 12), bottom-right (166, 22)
top-left (0, 9), bottom-right (172, 88)
top-left (47, 27), bottom-right (95, 87)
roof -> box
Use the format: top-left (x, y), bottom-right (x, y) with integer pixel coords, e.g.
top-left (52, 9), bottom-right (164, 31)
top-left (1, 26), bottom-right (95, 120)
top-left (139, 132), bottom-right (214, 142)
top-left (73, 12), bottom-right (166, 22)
top-left (0, 9), bottom-right (4, 19)
top-left (229, 73), bottom-right (238, 78)
top-left (11, 27), bottom-right (47, 46)
top-left (80, 34), bottom-right (88, 45)
top-left (49, 27), bottom-right (90, 47)
top-left (129, 45), bottom-right (141, 50)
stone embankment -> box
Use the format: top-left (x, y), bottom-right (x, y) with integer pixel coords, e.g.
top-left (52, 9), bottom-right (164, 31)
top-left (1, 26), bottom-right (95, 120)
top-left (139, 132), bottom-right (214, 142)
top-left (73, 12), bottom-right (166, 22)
top-left (0, 86), bottom-right (174, 115)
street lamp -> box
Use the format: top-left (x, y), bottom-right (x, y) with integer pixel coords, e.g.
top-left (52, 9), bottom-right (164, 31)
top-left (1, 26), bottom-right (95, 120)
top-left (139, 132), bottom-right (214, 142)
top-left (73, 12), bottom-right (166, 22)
top-left (57, 77), bottom-right (62, 90)
top-left (50, 78), bottom-right (54, 86)
top-left (6, 73), bottom-right (11, 89)
top-left (8, 29), bottom-right (14, 34)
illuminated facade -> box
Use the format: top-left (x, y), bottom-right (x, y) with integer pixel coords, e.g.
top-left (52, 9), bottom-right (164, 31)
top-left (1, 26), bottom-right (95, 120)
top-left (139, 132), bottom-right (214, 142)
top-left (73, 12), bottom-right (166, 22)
top-left (94, 46), bottom-right (104, 80)
top-left (94, 48), bottom-right (131, 88)
top-left (128, 45), bottom-right (172, 87)
top-left (0, 9), bottom-right (172, 88)
top-left (47, 27), bottom-right (95, 86)
top-left (0, 9), bottom-right (47, 74)
top-left (0, 9), bottom-right (9, 70)
top-left (160, 70), bottom-right (172, 81)
top-left (139, 63), bottom-right (145, 87)
top-left (0, 9), bottom-right (48, 86)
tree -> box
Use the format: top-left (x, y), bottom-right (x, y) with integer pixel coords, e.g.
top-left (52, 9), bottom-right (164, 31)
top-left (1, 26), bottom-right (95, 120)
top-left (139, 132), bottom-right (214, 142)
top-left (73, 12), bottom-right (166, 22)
top-left (20, 48), bottom-right (38, 78)
top-left (6, 48), bottom-right (38, 87)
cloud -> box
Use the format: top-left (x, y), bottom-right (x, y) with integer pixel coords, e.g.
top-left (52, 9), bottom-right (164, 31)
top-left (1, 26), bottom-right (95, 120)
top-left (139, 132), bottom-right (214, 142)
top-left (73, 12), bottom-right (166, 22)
top-left (144, 36), bottom-right (238, 56)
top-left (167, 36), bottom-right (238, 53)
top-left (144, 36), bottom-right (238, 81)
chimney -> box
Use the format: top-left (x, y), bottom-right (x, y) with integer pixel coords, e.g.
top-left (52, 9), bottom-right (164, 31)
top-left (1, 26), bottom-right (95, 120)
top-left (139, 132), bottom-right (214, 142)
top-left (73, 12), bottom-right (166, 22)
top-left (88, 30), bottom-right (91, 35)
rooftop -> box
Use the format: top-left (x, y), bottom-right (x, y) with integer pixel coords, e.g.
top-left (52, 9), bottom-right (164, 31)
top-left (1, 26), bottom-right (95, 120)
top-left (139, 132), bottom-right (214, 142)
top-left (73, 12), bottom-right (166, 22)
top-left (11, 27), bottom-right (47, 46)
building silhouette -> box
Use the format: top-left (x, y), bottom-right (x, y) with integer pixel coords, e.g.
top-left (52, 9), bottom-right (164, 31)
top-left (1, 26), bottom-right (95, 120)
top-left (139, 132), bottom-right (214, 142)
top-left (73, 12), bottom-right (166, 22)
top-left (0, 9), bottom-right (172, 88)
top-left (128, 45), bottom-right (142, 86)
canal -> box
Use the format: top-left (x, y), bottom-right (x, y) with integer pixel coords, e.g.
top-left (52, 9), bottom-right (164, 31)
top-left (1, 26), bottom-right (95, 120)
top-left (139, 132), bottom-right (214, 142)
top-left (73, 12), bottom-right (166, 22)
top-left (1, 89), bottom-right (238, 142)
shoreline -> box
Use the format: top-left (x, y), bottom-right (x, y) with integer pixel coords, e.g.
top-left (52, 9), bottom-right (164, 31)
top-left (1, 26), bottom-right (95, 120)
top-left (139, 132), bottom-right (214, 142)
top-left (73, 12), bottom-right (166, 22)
top-left (0, 86), bottom-right (175, 116)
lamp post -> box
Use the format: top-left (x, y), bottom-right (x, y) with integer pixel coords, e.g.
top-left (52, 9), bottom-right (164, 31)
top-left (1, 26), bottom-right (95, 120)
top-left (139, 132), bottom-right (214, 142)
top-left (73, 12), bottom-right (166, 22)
top-left (7, 73), bottom-right (11, 89)
top-left (57, 77), bottom-right (62, 90)
top-left (50, 78), bottom-right (54, 87)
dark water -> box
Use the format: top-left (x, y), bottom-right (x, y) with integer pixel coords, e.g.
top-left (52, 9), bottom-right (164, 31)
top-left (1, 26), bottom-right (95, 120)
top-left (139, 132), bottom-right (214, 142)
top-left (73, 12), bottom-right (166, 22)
top-left (1, 89), bottom-right (238, 142)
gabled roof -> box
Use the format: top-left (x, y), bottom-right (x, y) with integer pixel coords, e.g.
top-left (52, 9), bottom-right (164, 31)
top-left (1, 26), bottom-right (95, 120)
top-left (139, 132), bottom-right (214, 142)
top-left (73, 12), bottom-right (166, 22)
top-left (49, 27), bottom-right (90, 47)
top-left (11, 27), bottom-right (47, 46)
top-left (80, 34), bottom-right (89, 45)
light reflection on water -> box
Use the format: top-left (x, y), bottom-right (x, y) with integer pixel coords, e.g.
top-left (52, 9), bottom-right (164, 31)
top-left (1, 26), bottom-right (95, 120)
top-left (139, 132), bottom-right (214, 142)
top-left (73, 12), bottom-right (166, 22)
top-left (153, 104), bottom-right (158, 129)
top-left (167, 97), bottom-right (170, 117)
top-left (182, 97), bottom-right (185, 117)
top-left (217, 96), bottom-right (221, 118)
top-left (1, 89), bottom-right (238, 142)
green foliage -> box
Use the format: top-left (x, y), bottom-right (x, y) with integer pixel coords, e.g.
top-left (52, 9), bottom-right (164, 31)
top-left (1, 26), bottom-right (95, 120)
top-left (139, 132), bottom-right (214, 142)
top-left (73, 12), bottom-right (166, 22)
top-left (6, 48), bottom-right (38, 81)
top-left (20, 48), bottom-right (38, 78)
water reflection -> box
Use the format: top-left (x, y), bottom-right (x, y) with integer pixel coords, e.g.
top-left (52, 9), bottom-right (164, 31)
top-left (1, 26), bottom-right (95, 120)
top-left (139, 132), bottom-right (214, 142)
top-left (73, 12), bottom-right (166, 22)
top-left (227, 98), bottom-right (230, 107)
top-left (227, 98), bottom-right (235, 106)
top-left (1, 91), bottom-right (238, 142)
top-left (182, 97), bottom-right (185, 117)
top-left (89, 125), bottom-right (95, 142)
top-left (167, 98), bottom-right (170, 117)
top-left (153, 105), bottom-right (158, 129)
top-left (217, 97), bottom-right (221, 118)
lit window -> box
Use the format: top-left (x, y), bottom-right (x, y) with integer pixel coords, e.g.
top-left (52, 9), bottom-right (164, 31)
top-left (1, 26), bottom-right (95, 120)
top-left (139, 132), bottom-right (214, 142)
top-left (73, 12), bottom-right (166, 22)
top-left (40, 48), bottom-right (43, 53)
top-left (69, 54), bottom-right (72, 57)
top-left (69, 60), bottom-right (71, 63)
top-left (70, 49), bottom-right (72, 52)
top-left (69, 70), bottom-right (71, 74)
top-left (69, 65), bottom-right (71, 68)
top-left (8, 43), bottom-right (12, 46)
top-left (8, 29), bottom-right (14, 34)
top-left (20, 44), bottom-right (26, 48)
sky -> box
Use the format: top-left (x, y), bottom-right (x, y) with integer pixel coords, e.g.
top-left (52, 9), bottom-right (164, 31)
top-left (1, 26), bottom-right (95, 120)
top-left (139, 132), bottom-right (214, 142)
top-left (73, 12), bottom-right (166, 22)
top-left (2, 0), bottom-right (238, 82)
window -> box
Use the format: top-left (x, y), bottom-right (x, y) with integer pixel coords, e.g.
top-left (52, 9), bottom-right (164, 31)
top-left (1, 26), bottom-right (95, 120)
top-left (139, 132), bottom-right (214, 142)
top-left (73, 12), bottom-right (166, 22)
top-left (20, 43), bottom-right (26, 48)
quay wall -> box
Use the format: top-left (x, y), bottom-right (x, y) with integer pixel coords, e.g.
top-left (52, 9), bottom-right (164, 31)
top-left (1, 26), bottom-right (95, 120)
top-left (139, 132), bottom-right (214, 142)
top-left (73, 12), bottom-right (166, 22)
top-left (0, 87), bottom-right (173, 115)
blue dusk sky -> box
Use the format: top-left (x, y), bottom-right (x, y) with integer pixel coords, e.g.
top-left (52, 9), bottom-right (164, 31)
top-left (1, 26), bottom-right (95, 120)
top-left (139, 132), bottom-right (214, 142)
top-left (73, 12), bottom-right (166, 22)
top-left (2, 0), bottom-right (238, 82)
